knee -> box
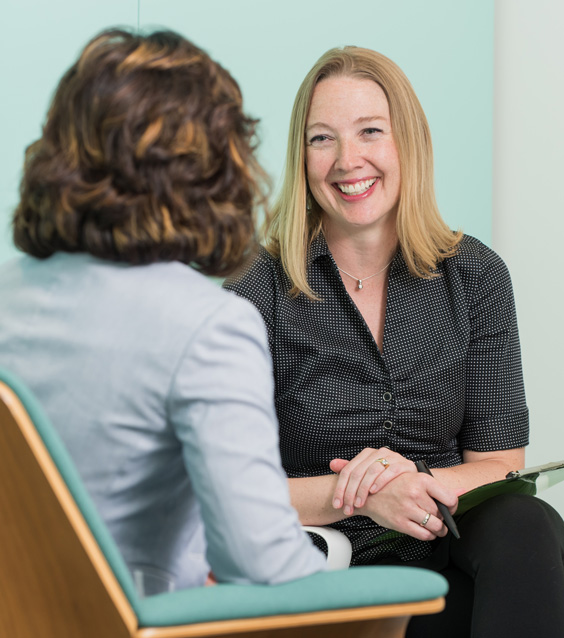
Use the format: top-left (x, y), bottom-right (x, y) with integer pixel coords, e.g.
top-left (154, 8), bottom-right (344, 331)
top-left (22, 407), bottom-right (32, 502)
top-left (458, 493), bottom-right (563, 550)
top-left (452, 494), bottom-right (564, 579)
top-left (483, 492), bottom-right (547, 522)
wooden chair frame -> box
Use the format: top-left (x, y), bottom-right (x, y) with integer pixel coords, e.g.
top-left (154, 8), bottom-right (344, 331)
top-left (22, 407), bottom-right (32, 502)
top-left (0, 380), bottom-right (444, 638)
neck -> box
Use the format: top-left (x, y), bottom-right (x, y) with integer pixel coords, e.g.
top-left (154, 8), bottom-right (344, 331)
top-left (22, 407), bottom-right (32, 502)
top-left (323, 221), bottom-right (398, 276)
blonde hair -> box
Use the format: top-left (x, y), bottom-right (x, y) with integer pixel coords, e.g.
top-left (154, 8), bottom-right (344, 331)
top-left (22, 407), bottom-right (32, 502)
top-left (265, 46), bottom-right (462, 298)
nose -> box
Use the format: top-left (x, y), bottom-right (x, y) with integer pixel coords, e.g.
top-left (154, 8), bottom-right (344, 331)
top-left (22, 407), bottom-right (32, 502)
top-left (335, 138), bottom-right (363, 172)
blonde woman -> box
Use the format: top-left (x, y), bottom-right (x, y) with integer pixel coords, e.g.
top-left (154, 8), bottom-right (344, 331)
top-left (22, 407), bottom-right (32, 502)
top-left (225, 47), bottom-right (564, 637)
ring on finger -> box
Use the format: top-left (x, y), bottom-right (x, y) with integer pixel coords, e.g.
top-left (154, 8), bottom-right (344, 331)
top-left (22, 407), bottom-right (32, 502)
top-left (420, 512), bottom-right (431, 527)
top-left (374, 458), bottom-right (389, 469)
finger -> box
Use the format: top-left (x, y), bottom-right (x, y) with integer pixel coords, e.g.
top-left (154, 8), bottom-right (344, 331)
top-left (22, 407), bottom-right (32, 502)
top-left (350, 461), bottom-right (389, 509)
top-left (332, 449), bottom-right (376, 511)
top-left (344, 450), bottom-right (411, 510)
top-left (406, 513), bottom-right (447, 541)
top-left (330, 459), bottom-right (351, 510)
top-left (341, 453), bottom-right (392, 512)
top-left (342, 458), bottom-right (377, 514)
top-left (382, 505), bottom-right (444, 541)
top-left (368, 459), bottom-right (417, 495)
top-left (418, 511), bottom-right (447, 535)
top-left (425, 478), bottom-right (459, 512)
top-left (329, 458), bottom-right (349, 474)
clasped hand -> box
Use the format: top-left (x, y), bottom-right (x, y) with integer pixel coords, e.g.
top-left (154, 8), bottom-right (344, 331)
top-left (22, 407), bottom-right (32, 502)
top-left (330, 448), bottom-right (458, 541)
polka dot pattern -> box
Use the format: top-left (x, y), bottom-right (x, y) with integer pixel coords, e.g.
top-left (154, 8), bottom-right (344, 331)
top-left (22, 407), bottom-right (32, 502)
top-left (225, 233), bottom-right (529, 564)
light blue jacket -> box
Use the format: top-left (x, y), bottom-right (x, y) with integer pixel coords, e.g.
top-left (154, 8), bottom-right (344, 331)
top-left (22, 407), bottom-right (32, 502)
top-left (0, 253), bottom-right (324, 594)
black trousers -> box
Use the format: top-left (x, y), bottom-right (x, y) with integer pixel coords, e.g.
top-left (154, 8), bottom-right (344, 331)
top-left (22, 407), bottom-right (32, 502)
top-left (403, 494), bottom-right (564, 638)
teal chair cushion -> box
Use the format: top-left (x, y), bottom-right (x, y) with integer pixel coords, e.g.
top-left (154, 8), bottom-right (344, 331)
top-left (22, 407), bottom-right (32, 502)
top-left (137, 566), bottom-right (448, 627)
top-left (0, 367), bottom-right (448, 628)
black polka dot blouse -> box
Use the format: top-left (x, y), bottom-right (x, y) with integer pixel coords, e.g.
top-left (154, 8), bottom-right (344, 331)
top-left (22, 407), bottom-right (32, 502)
top-left (224, 233), bottom-right (529, 564)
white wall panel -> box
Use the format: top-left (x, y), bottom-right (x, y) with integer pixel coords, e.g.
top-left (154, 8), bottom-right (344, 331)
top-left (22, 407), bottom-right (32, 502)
top-left (493, 0), bottom-right (564, 513)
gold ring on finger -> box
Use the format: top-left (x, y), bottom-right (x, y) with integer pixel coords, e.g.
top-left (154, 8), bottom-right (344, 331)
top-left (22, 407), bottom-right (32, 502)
top-left (420, 512), bottom-right (431, 527)
top-left (374, 458), bottom-right (389, 469)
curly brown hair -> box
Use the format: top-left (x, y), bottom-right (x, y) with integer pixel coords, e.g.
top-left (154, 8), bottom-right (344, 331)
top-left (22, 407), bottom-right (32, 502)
top-left (13, 29), bottom-right (268, 276)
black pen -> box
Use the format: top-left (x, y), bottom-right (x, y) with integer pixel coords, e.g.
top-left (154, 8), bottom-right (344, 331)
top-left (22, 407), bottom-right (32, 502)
top-left (415, 460), bottom-right (461, 540)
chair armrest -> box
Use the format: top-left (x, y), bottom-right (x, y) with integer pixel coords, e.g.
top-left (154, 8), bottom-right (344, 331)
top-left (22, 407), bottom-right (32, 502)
top-left (302, 526), bottom-right (352, 570)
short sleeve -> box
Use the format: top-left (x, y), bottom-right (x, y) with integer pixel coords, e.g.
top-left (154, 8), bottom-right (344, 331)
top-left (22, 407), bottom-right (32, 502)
top-left (459, 249), bottom-right (529, 452)
top-left (167, 294), bottom-right (325, 584)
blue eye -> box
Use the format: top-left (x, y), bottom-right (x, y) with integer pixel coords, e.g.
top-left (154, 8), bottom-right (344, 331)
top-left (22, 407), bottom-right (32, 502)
top-left (308, 134), bottom-right (331, 145)
top-left (363, 127), bottom-right (383, 135)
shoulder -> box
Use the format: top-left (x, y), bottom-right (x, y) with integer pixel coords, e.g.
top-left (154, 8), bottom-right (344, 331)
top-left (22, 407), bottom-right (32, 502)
top-left (86, 258), bottom-right (272, 381)
top-left (441, 236), bottom-right (518, 329)
top-left (124, 260), bottom-right (268, 338)
top-left (223, 247), bottom-right (288, 329)
top-left (442, 234), bottom-right (512, 292)
top-left (224, 247), bottom-right (282, 292)
top-left (446, 234), bottom-right (507, 271)
top-left (0, 254), bottom-right (32, 283)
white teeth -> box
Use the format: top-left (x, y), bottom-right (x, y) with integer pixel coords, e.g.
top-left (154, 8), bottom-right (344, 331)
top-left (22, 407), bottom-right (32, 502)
top-left (337, 178), bottom-right (377, 195)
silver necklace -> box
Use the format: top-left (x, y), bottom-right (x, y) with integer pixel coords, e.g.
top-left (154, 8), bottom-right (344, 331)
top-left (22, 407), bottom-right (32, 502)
top-left (336, 258), bottom-right (393, 290)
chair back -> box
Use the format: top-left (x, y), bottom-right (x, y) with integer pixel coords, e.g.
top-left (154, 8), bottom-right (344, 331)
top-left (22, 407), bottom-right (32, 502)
top-left (0, 368), bottom-right (140, 638)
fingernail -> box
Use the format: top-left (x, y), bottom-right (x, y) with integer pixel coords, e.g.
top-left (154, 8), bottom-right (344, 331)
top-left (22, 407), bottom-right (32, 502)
top-left (355, 497), bottom-right (362, 507)
top-left (333, 498), bottom-right (341, 509)
top-left (344, 505), bottom-right (353, 516)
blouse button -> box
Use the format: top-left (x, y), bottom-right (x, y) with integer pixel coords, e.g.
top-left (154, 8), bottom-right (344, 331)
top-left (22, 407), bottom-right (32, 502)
top-left (383, 392), bottom-right (393, 402)
top-left (383, 420), bottom-right (393, 430)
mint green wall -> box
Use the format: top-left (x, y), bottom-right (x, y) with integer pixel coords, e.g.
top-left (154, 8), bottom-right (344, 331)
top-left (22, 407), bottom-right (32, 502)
top-left (0, 0), bottom-right (138, 263)
top-left (0, 0), bottom-right (493, 264)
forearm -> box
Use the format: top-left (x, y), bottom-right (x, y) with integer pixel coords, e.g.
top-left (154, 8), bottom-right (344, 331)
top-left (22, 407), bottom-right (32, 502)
top-left (432, 448), bottom-right (525, 493)
top-left (289, 469), bottom-right (459, 542)
top-left (289, 475), bottom-right (348, 526)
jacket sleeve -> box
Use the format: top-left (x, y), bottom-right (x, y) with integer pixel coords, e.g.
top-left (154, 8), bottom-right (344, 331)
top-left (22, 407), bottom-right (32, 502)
top-left (167, 293), bottom-right (326, 584)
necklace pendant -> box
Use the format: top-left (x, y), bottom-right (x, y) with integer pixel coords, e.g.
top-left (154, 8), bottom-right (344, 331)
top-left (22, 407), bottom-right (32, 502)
top-left (358, 279), bottom-right (363, 290)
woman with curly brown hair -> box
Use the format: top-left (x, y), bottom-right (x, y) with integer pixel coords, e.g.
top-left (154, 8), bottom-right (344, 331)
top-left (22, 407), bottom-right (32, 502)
top-left (0, 28), bottom-right (325, 595)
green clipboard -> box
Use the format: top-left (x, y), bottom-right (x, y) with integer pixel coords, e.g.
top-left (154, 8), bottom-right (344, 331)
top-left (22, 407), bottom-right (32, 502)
top-left (456, 459), bottom-right (564, 516)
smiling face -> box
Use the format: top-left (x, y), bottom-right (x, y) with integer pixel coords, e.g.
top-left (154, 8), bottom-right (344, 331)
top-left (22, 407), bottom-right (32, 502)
top-left (305, 75), bottom-right (401, 237)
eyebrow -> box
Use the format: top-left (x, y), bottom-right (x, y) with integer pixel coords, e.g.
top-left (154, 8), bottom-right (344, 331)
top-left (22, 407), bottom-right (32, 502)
top-left (305, 115), bottom-right (387, 133)
top-left (356, 115), bottom-right (387, 124)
